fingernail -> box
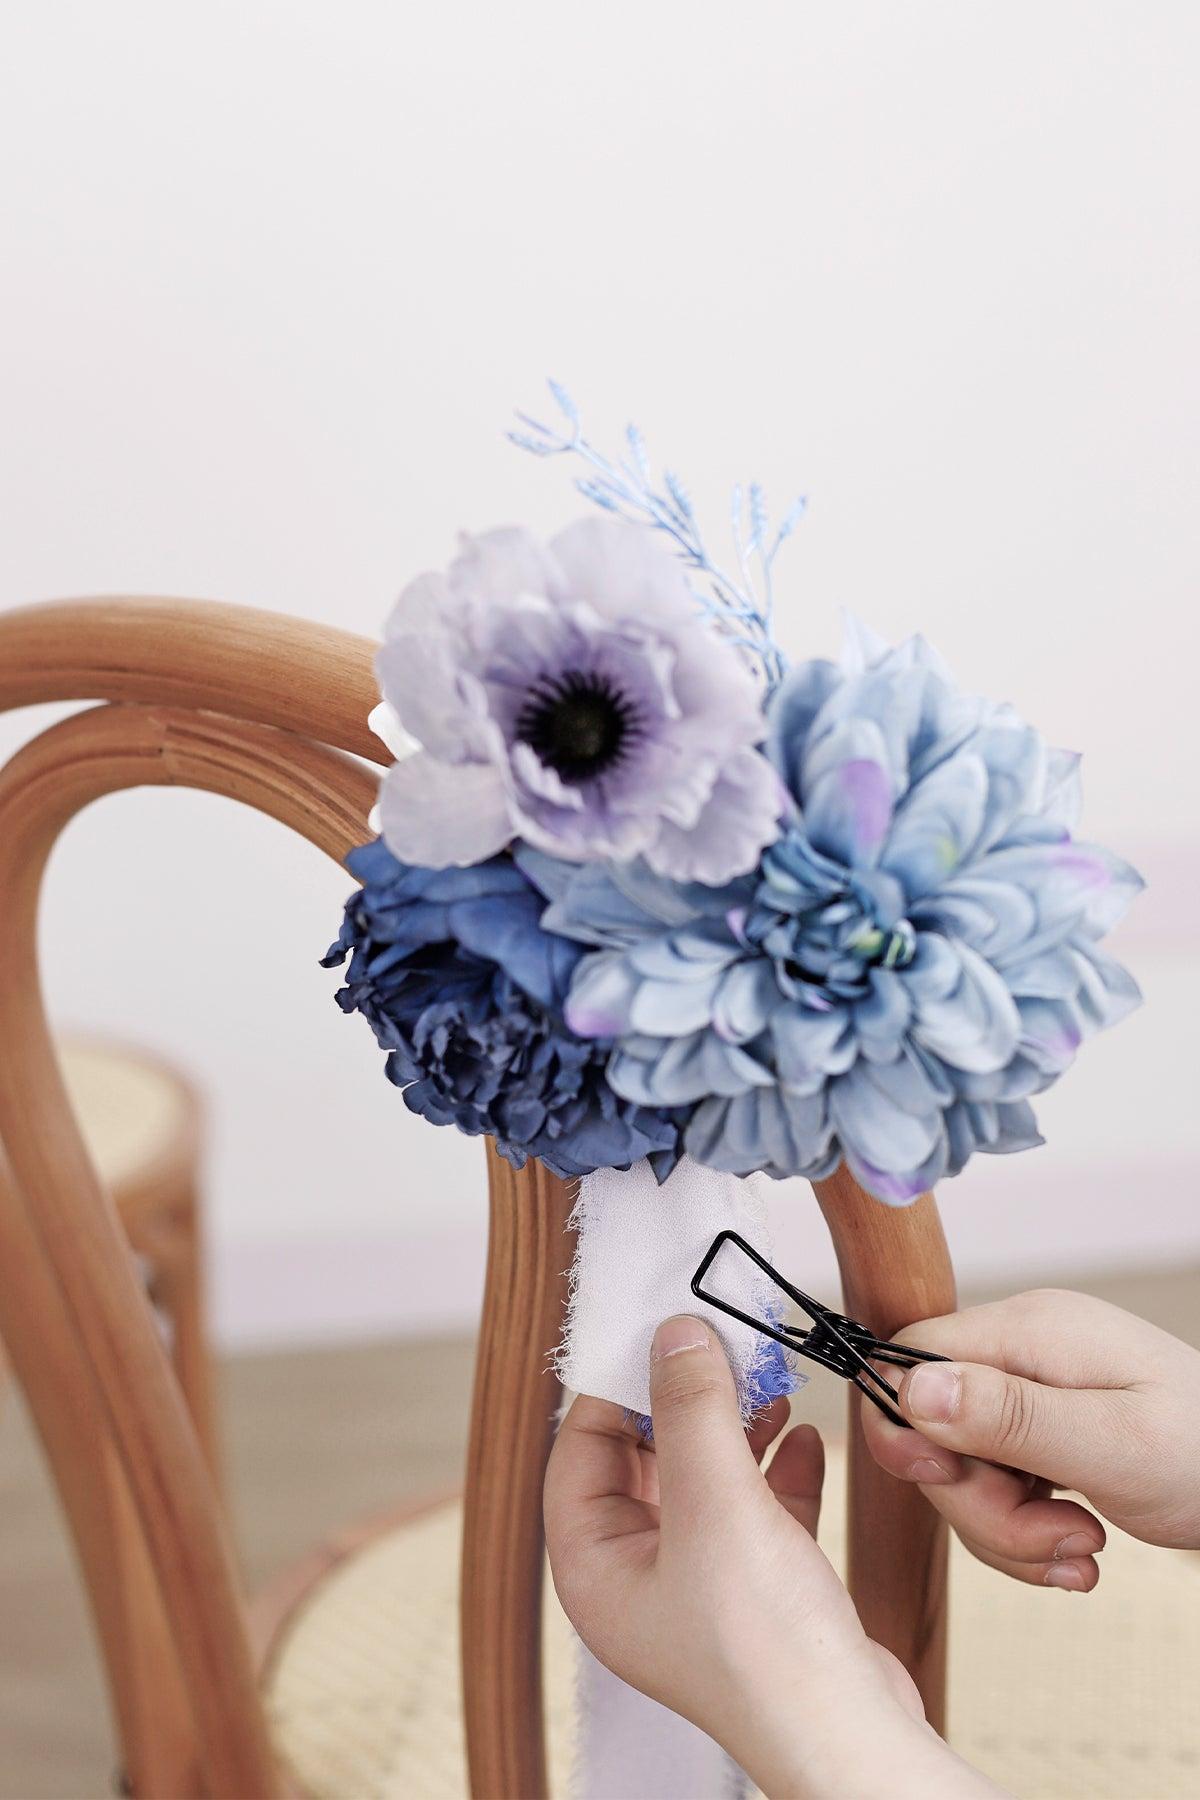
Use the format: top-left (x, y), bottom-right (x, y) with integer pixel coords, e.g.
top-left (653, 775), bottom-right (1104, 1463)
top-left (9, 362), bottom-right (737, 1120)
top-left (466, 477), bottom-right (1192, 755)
top-left (651, 1317), bottom-right (710, 1363)
top-left (1044, 1562), bottom-right (1088, 1590)
top-left (905, 1364), bottom-right (961, 1424)
top-left (909, 1456), bottom-right (956, 1485)
top-left (1054, 1532), bottom-right (1098, 1560)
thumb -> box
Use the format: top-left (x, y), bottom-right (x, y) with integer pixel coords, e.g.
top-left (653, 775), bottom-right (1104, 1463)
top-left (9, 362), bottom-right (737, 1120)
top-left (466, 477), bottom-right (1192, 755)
top-left (648, 1316), bottom-right (760, 1535)
top-left (899, 1357), bottom-right (1107, 1485)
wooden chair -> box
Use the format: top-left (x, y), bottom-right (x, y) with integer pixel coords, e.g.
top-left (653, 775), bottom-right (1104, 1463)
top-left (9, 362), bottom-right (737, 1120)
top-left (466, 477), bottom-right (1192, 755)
top-left (0, 597), bottom-right (954, 1798)
top-left (1, 1038), bottom-right (219, 1482)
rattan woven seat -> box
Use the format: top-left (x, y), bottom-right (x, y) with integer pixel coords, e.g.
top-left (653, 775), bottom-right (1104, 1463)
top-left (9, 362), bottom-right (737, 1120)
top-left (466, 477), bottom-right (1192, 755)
top-left (262, 1444), bottom-right (1200, 1800)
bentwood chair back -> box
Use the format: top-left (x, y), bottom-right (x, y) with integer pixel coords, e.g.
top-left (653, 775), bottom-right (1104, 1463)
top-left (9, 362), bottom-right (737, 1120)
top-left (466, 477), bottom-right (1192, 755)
top-left (0, 598), bottom-right (955, 1797)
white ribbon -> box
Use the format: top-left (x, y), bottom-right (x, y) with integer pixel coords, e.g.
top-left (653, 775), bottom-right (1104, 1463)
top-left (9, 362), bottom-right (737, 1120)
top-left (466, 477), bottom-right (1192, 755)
top-left (557, 1156), bottom-right (800, 1800)
top-left (572, 1641), bottom-right (747, 1800)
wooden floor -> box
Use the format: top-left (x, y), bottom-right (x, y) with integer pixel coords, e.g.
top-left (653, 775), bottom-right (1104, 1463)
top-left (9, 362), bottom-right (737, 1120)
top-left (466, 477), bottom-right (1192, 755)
top-left (2, 1265), bottom-right (1198, 1800)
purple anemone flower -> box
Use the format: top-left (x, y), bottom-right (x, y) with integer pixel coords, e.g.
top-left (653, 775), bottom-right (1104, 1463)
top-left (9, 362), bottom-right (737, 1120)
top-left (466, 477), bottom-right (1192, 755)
top-left (375, 519), bottom-right (784, 886)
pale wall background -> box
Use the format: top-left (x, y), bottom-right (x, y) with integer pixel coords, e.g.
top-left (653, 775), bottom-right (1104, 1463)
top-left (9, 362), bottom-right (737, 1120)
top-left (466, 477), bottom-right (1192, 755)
top-left (1, 2), bottom-right (1197, 1345)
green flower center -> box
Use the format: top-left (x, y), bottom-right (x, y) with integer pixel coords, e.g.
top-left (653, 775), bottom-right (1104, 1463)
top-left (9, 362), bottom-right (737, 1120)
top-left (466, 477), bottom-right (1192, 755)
top-left (847, 918), bottom-right (917, 969)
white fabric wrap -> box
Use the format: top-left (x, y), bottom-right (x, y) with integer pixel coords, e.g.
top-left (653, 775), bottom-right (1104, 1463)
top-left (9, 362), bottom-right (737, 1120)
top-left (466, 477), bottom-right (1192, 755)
top-left (572, 1641), bottom-right (746, 1800)
top-left (557, 1155), bottom-right (794, 1419)
top-left (559, 1155), bottom-right (800, 1800)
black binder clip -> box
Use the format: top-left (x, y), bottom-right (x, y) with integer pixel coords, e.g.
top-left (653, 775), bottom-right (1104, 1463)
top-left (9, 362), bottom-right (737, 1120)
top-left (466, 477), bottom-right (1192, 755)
top-left (691, 1230), bottom-right (949, 1428)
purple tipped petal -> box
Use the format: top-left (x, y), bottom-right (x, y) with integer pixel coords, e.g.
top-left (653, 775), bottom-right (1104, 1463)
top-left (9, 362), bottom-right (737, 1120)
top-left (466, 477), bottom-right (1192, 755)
top-left (804, 757), bottom-right (894, 868)
top-left (843, 1154), bottom-right (929, 1206)
top-left (563, 953), bottom-right (641, 1039)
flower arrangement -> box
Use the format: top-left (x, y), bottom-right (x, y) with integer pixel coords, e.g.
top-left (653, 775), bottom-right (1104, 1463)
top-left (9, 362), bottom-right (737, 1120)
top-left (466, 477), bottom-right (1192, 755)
top-left (325, 388), bottom-right (1142, 1202)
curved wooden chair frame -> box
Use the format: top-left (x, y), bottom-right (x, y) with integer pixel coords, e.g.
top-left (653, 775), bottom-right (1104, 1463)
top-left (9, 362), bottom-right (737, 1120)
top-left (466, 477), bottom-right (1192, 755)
top-left (0, 598), bottom-right (955, 1798)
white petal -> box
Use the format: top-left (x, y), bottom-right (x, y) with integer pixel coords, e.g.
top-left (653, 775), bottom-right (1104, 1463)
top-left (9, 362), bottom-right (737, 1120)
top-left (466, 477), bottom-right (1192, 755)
top-left (1038, 749), bottom-right (1083, 831)
top-left (885, 632), bottom-right (958, 684)
top-left (508, 740), bottom-right (586, 810)
top-left (548, 517), bottom-right (695, 622)
top-left (367, 700), bottom-right (420, 762)
top-left (376, 635), bottom-right (476, 763)
top-left (377, 754), bottom-right (512, 867)
top-left (642, 748), bottom-right (783, 886)
top-left (447, 526), bottom-right (563, 606)
top-left (381, 570), bottom-right (455, 641)
top-left (838, 612), bottom-right (892, 675)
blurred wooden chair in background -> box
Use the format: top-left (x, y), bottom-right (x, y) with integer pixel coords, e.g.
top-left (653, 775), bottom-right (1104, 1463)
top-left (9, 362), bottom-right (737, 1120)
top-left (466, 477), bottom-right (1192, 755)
top-left (0, 598), bottom-right (953, 1797)
top-left (1, 1039), bottom-right (218, 1488)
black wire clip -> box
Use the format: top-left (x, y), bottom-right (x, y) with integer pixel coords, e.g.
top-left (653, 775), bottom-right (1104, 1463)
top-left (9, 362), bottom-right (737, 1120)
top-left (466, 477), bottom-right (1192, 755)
top-left (691, 1230), bottom-right (949, 1429)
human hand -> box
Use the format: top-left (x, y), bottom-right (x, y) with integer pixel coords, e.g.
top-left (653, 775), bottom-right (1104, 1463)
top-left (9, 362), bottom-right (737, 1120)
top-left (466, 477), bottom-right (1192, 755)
top-left (545, 1315), bottom-right (1001, 1799)
top-left (862, 1289), bottom-right (1200, 1590)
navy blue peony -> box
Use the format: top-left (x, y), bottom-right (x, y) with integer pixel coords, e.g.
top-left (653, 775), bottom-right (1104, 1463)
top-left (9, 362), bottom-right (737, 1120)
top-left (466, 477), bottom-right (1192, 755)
top-left (322, 837), bottom-right (680, 1180)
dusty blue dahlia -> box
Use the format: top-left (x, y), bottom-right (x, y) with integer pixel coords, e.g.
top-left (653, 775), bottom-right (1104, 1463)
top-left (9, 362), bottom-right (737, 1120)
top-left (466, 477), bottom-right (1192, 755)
top-left (534, 621), bottom-right (1143, 1203)
top-left (322, 838), bottom-right (680, 1180)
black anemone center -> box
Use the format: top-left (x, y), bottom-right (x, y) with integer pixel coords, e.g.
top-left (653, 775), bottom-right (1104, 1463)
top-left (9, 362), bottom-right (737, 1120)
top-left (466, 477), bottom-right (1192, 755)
top-left (516, 669), bottom-right (637, 780)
